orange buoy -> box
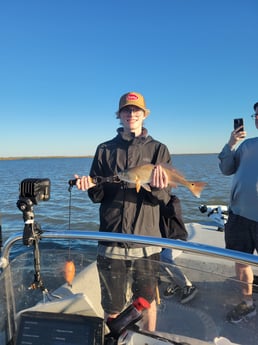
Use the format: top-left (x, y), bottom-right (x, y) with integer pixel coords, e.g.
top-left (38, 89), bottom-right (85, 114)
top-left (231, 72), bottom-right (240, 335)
top-left (64, 260), bottom-right (75, 287)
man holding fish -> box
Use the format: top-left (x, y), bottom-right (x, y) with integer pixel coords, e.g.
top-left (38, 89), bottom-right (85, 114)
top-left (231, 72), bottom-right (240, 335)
top-left (74, 91), bottom-right (205, 331)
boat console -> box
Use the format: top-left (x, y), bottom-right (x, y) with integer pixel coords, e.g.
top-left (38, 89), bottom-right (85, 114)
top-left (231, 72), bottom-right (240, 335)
top-left (15, 311), bottom-right (104, 345)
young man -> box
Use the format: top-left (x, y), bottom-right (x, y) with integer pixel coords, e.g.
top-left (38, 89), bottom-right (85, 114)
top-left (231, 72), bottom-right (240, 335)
top-left (75, 91), bottom-right (171, 331)
top-left (218, 102), bottom-right (258, 323)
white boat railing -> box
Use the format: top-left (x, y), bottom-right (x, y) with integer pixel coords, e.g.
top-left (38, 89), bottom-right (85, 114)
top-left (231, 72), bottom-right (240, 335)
top-left (1, 229), bottom-right (258, 268)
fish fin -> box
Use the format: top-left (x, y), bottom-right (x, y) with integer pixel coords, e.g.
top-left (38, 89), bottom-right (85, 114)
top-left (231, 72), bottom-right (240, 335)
top-left (142, 184), bottom-right (151, 192)
top-left (168, 181), bottom-right (178, 188)
top-left (135, 178), bottom-right (141, 193)
top-left (161, 163), bottom-right (182, 174)
top-left (188, 181), bottom-right (207, 198)
top-left (161, 163), bottom-right (186, 184)
top-left (160, 163), bottom-right (171, 168)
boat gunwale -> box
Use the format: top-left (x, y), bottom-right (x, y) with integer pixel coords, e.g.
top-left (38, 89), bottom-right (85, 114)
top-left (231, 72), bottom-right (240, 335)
top-left (1, 229), bottom-right (258, 269)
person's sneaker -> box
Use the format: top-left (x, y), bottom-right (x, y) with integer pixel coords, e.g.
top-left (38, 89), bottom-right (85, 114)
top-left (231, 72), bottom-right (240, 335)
top-left (226, 301), bottom-right (256, 323)
top-left (163, 284), bottom-right (181, 298)
top-left (180, 285), bottom-right (198, 304)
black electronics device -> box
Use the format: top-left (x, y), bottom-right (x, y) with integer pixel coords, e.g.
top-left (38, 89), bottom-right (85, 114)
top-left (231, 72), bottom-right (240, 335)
top-left (19, 178), bottom-right (50, 204)
top-left (234, 118), bottom-right (244, 132)
top-left (15, 311), bottom-right (104, 345)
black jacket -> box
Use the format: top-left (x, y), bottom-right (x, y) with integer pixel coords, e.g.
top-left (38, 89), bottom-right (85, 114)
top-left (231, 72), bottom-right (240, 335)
top-left (159, 195), bottom-right (188, 241)
top-left (88, 128), bottom-right (171, 246)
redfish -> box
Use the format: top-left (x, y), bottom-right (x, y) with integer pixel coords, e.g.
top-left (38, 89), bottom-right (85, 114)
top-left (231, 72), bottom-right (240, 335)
top-left (64, 260), bottom-right (75, 287)
top-left (117, 163), bottom-right (206, 198)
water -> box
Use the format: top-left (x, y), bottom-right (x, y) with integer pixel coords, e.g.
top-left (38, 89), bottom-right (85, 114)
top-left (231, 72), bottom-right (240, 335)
top-left (0, 155), bottom-right (232, 243)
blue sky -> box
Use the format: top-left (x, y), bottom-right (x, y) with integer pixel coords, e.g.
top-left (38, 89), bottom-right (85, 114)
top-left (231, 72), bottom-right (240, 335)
top-left (0, 0), bottom-right (257, 157)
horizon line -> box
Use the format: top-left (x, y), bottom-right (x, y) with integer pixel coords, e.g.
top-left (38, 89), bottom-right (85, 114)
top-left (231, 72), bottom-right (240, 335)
top-left (0, 153), bottom-right (219, 161)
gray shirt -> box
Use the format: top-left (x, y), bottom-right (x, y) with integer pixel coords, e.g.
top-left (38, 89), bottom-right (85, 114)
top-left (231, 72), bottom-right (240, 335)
top-left (218, 137), bottom-right (258, 222)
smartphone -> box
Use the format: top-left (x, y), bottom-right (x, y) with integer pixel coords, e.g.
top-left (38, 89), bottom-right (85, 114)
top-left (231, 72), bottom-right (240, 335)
top-left (234, 118), bottom-right (244, 132)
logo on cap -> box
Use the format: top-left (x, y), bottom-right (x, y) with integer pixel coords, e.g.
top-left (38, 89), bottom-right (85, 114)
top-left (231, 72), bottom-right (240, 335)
top-left (127, 93), bottom-right (138, 101)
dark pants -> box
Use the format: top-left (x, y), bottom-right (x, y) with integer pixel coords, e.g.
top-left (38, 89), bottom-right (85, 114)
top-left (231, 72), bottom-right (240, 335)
top-left (225, 212), bottom-right (258, 254)
top-left (97, 253), bottom-right (160, 315)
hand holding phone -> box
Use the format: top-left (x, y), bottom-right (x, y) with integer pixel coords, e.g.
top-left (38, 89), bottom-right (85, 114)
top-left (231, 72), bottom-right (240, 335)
top-left (234, 118), bottom-right (244, 132)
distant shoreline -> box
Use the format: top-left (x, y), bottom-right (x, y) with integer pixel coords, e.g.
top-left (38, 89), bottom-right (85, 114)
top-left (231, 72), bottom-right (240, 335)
top-left (0, 156), bottom-right (94, 161)
top-left (0, 153), bottom-right (218, 161)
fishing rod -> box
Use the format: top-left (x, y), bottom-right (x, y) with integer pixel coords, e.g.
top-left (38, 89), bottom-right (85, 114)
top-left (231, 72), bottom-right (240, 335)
top-left (67, 174), bottom-right (121, 231)
top-left (68, 175), bottom-right (120, 188)
top-left (66, 174), bottom-right (121, 287)
top-left (66, 179), bottom-right (82, 287)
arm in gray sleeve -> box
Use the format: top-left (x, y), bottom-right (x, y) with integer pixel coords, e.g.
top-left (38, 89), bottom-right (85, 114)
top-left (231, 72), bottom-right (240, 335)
top-left (218, 143), bottom-right (238, 175)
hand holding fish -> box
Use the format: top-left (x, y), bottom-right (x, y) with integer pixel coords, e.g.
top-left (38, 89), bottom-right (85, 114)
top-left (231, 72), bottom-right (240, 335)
top-left (74, 174), bottom-right (96, 191)
top-left (150, 164), bottom-right (169, 189)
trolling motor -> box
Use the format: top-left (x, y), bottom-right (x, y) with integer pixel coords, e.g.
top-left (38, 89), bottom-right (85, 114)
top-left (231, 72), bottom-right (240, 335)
top-left (16, 178), bottom-right (50, 291)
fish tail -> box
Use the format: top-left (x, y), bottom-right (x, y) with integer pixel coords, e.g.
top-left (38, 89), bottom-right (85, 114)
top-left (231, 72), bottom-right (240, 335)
top-left (188, 181), bottom-right (207, 198)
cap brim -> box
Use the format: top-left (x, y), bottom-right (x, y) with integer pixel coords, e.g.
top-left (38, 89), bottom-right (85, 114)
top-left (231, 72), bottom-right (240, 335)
top-left (118, 106), bottom-right (150, 115)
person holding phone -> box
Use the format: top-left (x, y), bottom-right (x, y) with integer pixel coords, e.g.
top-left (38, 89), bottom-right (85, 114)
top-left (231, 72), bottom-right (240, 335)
top-left (218, 102), bottom-right (258, 323)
